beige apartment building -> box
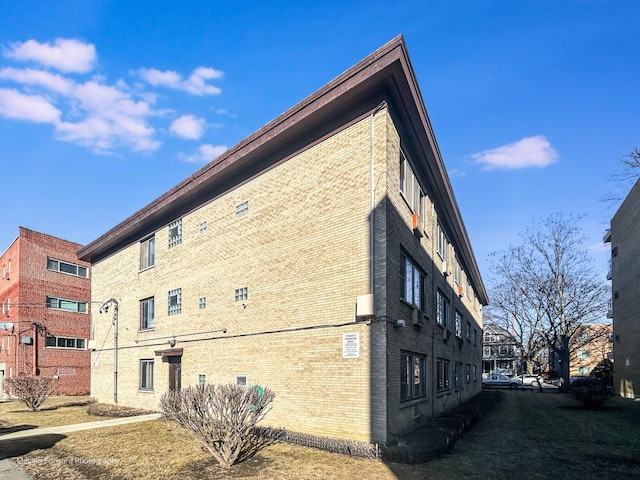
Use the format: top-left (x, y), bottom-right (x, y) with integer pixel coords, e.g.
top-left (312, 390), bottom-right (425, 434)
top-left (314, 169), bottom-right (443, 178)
top-left (78, 36), bottom-right (488, 445)
top-left (605, 176), bottom-right (640, 398)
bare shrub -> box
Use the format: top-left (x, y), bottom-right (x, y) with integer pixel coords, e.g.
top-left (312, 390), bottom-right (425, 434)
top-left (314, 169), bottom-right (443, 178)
top-left (6, 375), bottom-right (57, 411)
top-left (160, 383), bottom-right (280, 468)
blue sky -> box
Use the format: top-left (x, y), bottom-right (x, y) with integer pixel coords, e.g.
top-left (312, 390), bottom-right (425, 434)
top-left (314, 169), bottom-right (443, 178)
top-left (1, 1), bottom-right (638, 284)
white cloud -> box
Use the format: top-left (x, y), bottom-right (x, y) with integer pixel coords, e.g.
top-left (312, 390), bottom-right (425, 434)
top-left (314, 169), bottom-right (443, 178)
top-left (178, 144), bottom-right (227, 163)
top-left (170, 114), bottom-right (205, 140)
top-left (137, 66), bottom-right (223, 95)
top-left (0, 88), bottom-right (61, 123)
top-left (4, 39), bottom-right (96, 73)
top-left (0, 37), bottom-right (226, 155)
top-left (471, 135), bottom-right (559, 170)
top-left (0, 67), bottom-right (74, 95)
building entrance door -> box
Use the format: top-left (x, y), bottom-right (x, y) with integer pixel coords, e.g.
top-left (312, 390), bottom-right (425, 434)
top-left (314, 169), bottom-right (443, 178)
top-left (168, 357), bottom-right (181, 392)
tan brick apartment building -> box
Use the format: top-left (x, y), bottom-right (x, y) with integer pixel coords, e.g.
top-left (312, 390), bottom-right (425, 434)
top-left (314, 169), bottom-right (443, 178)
top-left (605, 176), bottom-right (640, 398)
top-left (78, 36), bottom-right (488, 445)
top-left (0, 227), bottom-right (91, 396)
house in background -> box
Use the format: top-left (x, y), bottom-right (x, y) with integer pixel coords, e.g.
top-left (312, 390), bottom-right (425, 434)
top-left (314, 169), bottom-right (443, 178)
top-left (0, 227), bottom-right (91, 397)
top-left (78, 36), bottom-right (488, 446)
top-left (569, 324), bottom-right (613, 378)
top-left (482, 323), bottom-right (520, 377)
top-left (605, 175), bottom-right (640, 398)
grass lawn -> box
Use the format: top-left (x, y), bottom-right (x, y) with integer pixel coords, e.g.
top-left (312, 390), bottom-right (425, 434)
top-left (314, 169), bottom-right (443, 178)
top-left (1, 391), bottom-right (640, 479)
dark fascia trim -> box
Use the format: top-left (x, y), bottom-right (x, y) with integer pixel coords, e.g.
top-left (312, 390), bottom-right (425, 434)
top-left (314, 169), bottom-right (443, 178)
top-left (77, 34), bottom-right (488, 304)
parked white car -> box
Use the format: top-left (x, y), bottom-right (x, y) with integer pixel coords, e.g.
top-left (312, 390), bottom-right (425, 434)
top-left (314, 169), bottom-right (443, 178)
top-left (482, 374), bottom-right (523, 389)
top-left (521, 374), bottom-right (542, 386)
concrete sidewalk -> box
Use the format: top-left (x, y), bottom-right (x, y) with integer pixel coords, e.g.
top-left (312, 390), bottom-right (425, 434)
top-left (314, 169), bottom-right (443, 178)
top-left (0, 413), bottom-right (161, 480)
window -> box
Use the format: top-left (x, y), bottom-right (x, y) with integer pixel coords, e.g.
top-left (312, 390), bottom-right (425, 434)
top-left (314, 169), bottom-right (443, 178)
top-left (454, 362), bottom-right (463, 389)
top-left (466, 321), bottom-right (472, 340)
top-left (235, 287), bottom-right (248, 302)
top-left (577, 350), bottom-right (590, 361)
top-left (140, 359), bottom-right (154, 390)
top-left (401, 254), bottom-right (424, 310)
top-left (236, 375), bottom-right (248, 387)
top-left (466, 364), bottom-right (471, 382)
top-left (47, 258), bottom-right (88, 278)
top-left (472, 364), bottom-right (477, 381)
top-left (578, 366), bottom-right (590, 375)
top-left (455, 310), bottom-right (462, 338)
top-left (168, 219), bottom-right (182, 248)
top-left (199, 297), bottom-right (206, 309)
top-left (437, 224), bottom-right (449, 261)
top-left (199, 374), bottom-right (206, 385)
top-left (436, 290), bottom-right (449, 328)
top-left (168, 289), bottom-right (182, 315)
top-left (46, 296), bottom-right (87, 313)
top-left (140, 236), bottom-right (155, 270)
top-left (437, 359), bottom-right (450, 392)
top-left (199, 221), bottom-right (207, 233)
top-left (399, 149), bottom-right (425, 220)
top-left (235, 201), bottom-right (249, 218)
top-left (45, 335), bottom-right (86, 349)
top-left (473, 328), bottom-right (478, 345)
top-left (454, 257), bottom-right (462, 285)
top-left (400, 352), bottom-right (426, 401)
top-left (140, 297), bottom-right (155, 330)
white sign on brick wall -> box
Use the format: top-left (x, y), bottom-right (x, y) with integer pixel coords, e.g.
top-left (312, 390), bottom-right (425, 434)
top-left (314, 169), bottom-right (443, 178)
top-left (342, 332), bottom-right (360, 359)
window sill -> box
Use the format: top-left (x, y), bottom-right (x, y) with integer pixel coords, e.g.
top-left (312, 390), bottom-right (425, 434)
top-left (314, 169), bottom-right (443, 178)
top-left (399, 397), bottom-right (427, 408)
top-left (139, 265), bottom-right (155, 274)
top-left (138, 389), bottom-right (155, 393)
top-left (138, 328), bottom-right (155, 334)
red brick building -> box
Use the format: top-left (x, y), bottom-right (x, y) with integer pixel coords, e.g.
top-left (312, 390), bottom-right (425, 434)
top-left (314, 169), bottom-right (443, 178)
top-left (0, 227), bottom-right (91, 396)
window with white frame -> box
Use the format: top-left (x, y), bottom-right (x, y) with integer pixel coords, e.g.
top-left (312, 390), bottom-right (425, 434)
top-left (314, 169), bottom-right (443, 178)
top-left (168, 219), bottom-right (182, 248)
top-left (436, 290), bottom-right (449, 328)
top-left (399, 150), bottom-right (425, 221)
top-left (234, 287), bottom-right (248, 302)
top-left (46, 296), bottom-right (87, 313)
top-left (437, 224), bottom-right (449, 261)
top-left (140, 297), bottom-right (155, 330)
top-left (401, 254), bottom-right (424, 310)
top-left (400, 351), bottom-right (427, 402)
top-left (199, 297), bottom-right (206, 309)
top-left (454, 257), bottom-right (462, 285)
top-left (437, 359), bottom-right (450, 392)
top-left (47, 258), bottom-right (88, 278)
top-left (235, 375), bottom-right (248, 387)
top-left (168, 288), bottom-right (182, 315)
top-left (45, 335), bottom-right (86, 349)
top-left (140, 359), bottom-right (154, 390)
top-left (455, 310), bottom-right (462, 338)
top-left (140, 236), bottom-right (155, 270)
top-left (235, 201), bottom-right (249, 218)
top-left (199, 221), bottom-right (207, 233)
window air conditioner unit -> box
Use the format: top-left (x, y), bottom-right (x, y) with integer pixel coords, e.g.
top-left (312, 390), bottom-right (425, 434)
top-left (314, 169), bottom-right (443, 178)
top-left (442, 328), bottom-right (450, 340)
top-left (411, 308), bottom-right (423, 326)
top-left (457, 285), bottom-right (464, 298)
top-left (412, 213), bottom-right (423, 238)
top-left (442, 261), bottom-right (450, 277)
top-left (394, 319), bottom-right (407, 327)
top-left (87, 340), bottom-right (96, 350)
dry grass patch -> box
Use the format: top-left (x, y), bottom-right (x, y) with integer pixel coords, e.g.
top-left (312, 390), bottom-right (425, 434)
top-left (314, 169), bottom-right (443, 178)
top-left (0, 396), bottom-right (95, 429)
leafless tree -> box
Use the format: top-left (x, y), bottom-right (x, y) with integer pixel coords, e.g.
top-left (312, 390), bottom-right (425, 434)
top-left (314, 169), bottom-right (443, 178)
top-left (6, 375), bottom-right (57, 411)
top-left (486, 213), bottom-right (610, 388)
top-left (160, 383), bottom-right (281, 468)
top-left (604, 147), bottom-right (640, 204)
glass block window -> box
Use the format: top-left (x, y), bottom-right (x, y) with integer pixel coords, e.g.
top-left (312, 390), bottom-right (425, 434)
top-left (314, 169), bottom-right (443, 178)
top-left (234, 287), bottom-right (248, 302)
top-left (168, 219), bottom-right (182, 248)
top-left (168, 288), bottom-right (182, 315)
top-left (235, 201), bottom-right (249, 218)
